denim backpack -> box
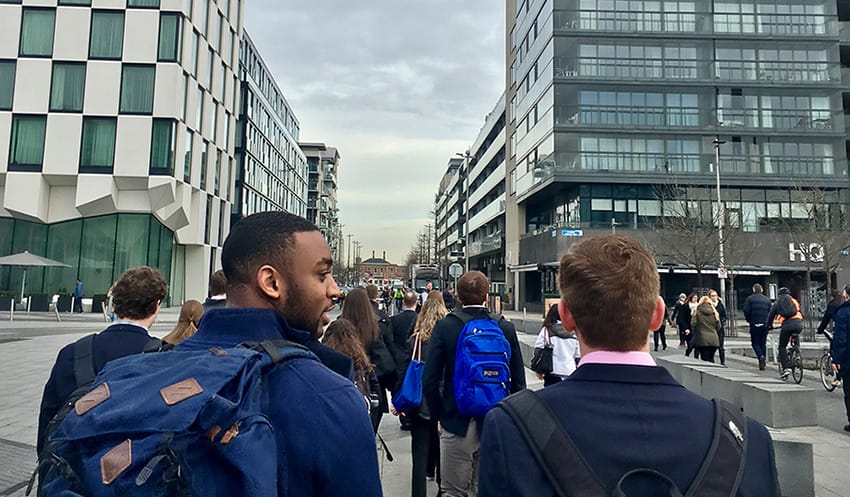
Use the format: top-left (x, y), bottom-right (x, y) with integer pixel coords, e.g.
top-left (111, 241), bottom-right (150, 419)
top-left (33, 340), bottom-right (315, 497)
top-left (452, 311), bottom-right (511, 417)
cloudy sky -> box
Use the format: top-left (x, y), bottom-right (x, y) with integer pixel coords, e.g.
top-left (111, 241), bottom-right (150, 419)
top-left (244, 1), bottom-right (506, 264)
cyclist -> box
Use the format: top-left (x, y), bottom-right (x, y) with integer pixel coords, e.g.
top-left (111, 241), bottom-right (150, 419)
top-left (830, 285), bottom-right (850, 432)
top-left (817, 289), bottom-right (846, 336)
top-left (767, 287), bottom-right (804, 380)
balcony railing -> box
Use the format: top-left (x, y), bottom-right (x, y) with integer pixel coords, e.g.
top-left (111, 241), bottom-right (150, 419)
top-left (468, 235), bottom-right (503, 258)
top-left (555, 105), bottom-right (700, 129)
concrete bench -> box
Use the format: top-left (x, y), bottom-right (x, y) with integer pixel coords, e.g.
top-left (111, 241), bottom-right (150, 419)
top-left (770, 429), bottom-right (815, 497)
top-left (742, 383), bottom-right (817, 429)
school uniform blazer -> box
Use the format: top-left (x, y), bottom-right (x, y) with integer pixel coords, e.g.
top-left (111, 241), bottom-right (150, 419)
top-left (478, 364), bottom-right (780, 497)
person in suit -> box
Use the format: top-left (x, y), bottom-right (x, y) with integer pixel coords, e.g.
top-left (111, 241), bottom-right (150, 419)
top-left (743, 283), bottom-right (772, 370)
top-left (390, 290), bottom-right (419, 431)
top-left (422, 271), bottom-right (526, 497)
top-left (477, 235), bottom-right (780, 497)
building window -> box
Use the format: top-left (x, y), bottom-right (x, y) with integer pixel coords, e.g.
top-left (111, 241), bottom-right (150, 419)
top-left (127, 0), bottom-right (160, 7)
top-left (183, 130), bottom-right (193, 182)
top-left (210, 101), bottom-right (217, 140)
top-left (195, 85), bottom-right (203, 131)
top-left (200, 140), bottom-right (208, 190)
top-left (120, 64), bottom-right (155, 114)
top-left (150, 119), bottom-right (175, 175)
top-left (0, 61), bottom-right (15, 111)
top-left (20, 9), bottom-right (56, 57)
top-left (200, 0), bottom-right (209, 38)
top-left (89, 11), bottom-right (124, 60)
top-left (214, 149), bottom-right (221, 195)
top-left (9, 115), bottom-right (46, 171)
top-left (49, 62), bottom-right (86, 112)
top-left (79, 117), bottom-right (116, 172)
top-left (190, 30), bottom-right (199, 77)
top-left (158, 13), bottom-right (182, 62)
top-left (58, 0), bottom-right (91, 5)
top-left (207, 47), bottom-right (214, 89)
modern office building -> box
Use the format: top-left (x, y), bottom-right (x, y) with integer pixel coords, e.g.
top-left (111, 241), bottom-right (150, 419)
top-left (503, 0), bottom-right (850, 311)
top-left (233, 32), bottom-right (308, 228)
top-left (301, 142), bottom-right (342, 263)
top-left (0, 0), bottom-right (243, 303)
top-left (435, 95), bottom-right (507, 291)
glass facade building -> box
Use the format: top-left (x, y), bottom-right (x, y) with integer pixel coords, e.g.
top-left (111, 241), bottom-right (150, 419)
top-left (506, 0), bottom-right (850, 311)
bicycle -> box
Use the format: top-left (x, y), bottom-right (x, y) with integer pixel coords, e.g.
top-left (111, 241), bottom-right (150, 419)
top-left (818, 330), bottom-right (842, 392)
top-left (778, 333), bottom-right (803, 384)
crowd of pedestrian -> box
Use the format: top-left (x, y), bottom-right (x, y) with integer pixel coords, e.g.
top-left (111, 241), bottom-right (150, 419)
top-left (32, 211), bottom-right (791, 497)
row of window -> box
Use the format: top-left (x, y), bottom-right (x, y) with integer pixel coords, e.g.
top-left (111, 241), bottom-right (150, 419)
top-left (0, 61), bottom-right (155, 114)
top-left (240, 38), bottom-right (300, 140)
top-left (0, 0), bottom-right (162, 6)
top-left (16, 8), bottom-right (182, 63)
top-left (7, 114), bottom-right (174, 174)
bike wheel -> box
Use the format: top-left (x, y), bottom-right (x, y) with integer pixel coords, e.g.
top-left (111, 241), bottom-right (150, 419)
top-left (791, 349), bottom-right (803, 384)
top-left (820, 353), bottom-right (837, 392)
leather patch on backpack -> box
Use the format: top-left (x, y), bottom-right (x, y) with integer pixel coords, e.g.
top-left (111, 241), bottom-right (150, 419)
top-left (160, 378), bottom-right (203, 406)
top-left (100, 439), bottom-right (132, 485)
top-left (75, 383), bottom-right (110, 416)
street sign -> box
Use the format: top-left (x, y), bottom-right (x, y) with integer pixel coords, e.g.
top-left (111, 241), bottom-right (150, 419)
top-left (561, 229), bottom-right (583, 237)
top-left (717, 267), bottom-right (728, 279)
top-left (448, 263), bottom-right (464, 278)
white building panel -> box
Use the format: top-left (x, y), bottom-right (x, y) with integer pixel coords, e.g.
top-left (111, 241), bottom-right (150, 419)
top-left (91, 0), bottom-right (125, 10)
top-left (470, 160), bottom-right (506, 207)
top-left (13, 59), bottom-right (51, 113)
top-left (84, 61), bottom-right (121, 115)
top-left (43, 114), bottom-right (82, 181)
top-left (54, 7), bottom-right (91, 61)
top-left (114, 115), bottom-right (152, 181)
top-left (469, 193), bottom-right (506, 233)
top-left (116, 189), bottom-right (153, 212)
top-left (0, 7), bottom-right (21, 59)
top-left (153, 63), bottom-right (182, 118)
top-left (46, 186), bottom-right (79, 224)
top-left (4, 172), bottom-right (50, 222)
top-left (23, 0), bottom-right (55, 7)
top-left (161, 0), bottom-right (187, 14)
top-left (75, 174), bottom-right (118, 217)
top-left (123, 10), bottom-right (159, 63)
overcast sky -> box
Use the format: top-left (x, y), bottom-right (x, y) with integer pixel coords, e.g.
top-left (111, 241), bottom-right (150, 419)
top-left (244, 1), bottom-right (506, 265)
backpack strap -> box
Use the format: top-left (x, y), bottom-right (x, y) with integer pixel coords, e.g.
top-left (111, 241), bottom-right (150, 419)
top-left (72, 334), bottom-right (97, 387)
top-left (684, 399), bottom-right (747, 497)
top-left (451, 309), bottom-right (474, 325)
top-left (240, 339), bottom-right (312, 364)
top-left (497, 389), bottom-right (607, 497)
top-left (143, 337), bottom-right (172, 353)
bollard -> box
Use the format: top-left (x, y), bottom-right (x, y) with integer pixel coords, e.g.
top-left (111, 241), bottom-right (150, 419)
top-left (54, 304), bottom-right (61, 323)
top-left (9, 299), bottom-right (13, 322)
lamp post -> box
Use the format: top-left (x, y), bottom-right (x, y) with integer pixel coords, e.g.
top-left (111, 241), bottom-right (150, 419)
top-left (346, 233), bottom-right (353, 285)
top-left (455, 150), bottom-right (472, 272)
top-left (713, 136), bottom-right (727, 302)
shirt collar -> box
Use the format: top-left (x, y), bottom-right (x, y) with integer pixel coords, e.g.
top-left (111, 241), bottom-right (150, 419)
top-left (462, 304), bottom-right (487, 309)
top-left (112, 320), bottom-right (150, 332)
top-left (177, 308), bottom-right (312, 350)
top-left (579, 350), bottom-right (657, 367)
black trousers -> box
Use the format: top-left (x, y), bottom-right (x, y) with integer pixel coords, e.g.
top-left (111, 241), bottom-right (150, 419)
top-left (777, 320), bottom-right (803, 370)
top-left (717, 328), bottom-right (726, 365)
top-left (841, 364), bottom-right (850, 425)
top-left (698, 346), bottom-right (717, 363)
top-left (410, 415), bottom-right (440, 497)
top-left (653, 325), bottom-right (667, 350)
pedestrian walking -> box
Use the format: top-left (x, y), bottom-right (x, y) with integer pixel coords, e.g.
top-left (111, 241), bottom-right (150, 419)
top-left (323, 318), bottom-right (380, 412)
top-left (532, 304), bottom-right (580, 386)
top-left (829, 285), bottom-right (850, 433)
top-left (72, 279), bottom-right (83, 313)
top-left (477, 235), bottom-right (780, 497)
top-left (392, 290), bottom-right (446, 497)
top-left (38, 267), bottom-right (167, 454)
top-left (653, 302), bottom-right (669, 352)
top-left (691, 296), bottom-right (721, 363)
top-left (671, 293), bottom-right (688, 347)
top-left (680, 293), bottom-right (699, 357)
top-left (743, 283), bottom-right (772, 370)
top-left (422, 271), bottom-right (526, 497)
top-left (202, 269), bottom-right (227, 310)
top-left (162, 299), bottom-right (203, 345)
top-left (708, 289), bottom-right (727, 365)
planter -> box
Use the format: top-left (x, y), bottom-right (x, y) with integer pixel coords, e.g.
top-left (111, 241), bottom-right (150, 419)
top-left (28, 294), bottom-right (50, 312)
top-left (56, 295), bottom-right (73, 312)
top-left (91, 294), bottom-right (108, 314)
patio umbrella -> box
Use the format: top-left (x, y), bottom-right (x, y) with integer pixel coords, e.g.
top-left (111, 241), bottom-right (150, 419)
top-left (0, 251), bottom-right (71, 303)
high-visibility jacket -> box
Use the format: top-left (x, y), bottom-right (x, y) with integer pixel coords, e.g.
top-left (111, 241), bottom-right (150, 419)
top-left (777, 297), bottom-right (803, 324)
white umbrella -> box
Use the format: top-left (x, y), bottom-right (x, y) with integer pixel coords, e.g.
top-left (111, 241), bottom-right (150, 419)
top-left (0, 251), bottom-right (71, 303)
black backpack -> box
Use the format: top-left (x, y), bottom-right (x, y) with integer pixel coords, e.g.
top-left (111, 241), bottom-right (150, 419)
top-left (498, 390), bottom-right (747, 497)
top-left (776, 296), bottom-right (797, 319)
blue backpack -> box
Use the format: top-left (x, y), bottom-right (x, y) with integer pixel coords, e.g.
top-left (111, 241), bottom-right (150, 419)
top-left (33, 340), bottom-right (315, 497)
top-left (452, 311), bottom-right (512, 417)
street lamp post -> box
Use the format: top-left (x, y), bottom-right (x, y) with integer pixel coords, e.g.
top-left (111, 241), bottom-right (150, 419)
top-left (346, 233), bottom-right (353, 286)
top-left (713, 136), bottom-right (727, 302)
top-left (456, 150), bottom-right (472, 272)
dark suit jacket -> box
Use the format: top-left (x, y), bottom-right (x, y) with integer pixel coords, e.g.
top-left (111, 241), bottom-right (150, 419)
top-left (389, 309), bottom-right (418, 361)
top-left (37, 323), bottom-right (155, 453)
top-left (422, 307), bottom-right (526, 437)
top-left (478, 364), bottom-right (781, 497)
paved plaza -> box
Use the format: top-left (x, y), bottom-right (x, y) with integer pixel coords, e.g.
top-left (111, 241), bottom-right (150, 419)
top-left (0, 308), bottom-right (848, 496)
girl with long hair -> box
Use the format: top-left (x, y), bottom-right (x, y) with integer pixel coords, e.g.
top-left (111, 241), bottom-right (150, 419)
top-left (681, 293), bottom-right (699, 357)
top-left (342, 287), bottom-right (396, 433)
top-left (162, 300), bottom-right (203, 345)
top-left (393, 290), bottom-right (446, 497)
top-left (322, 318), bottom-right (379, 410)
top-left (691, 295), bottom-right (721, 363)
